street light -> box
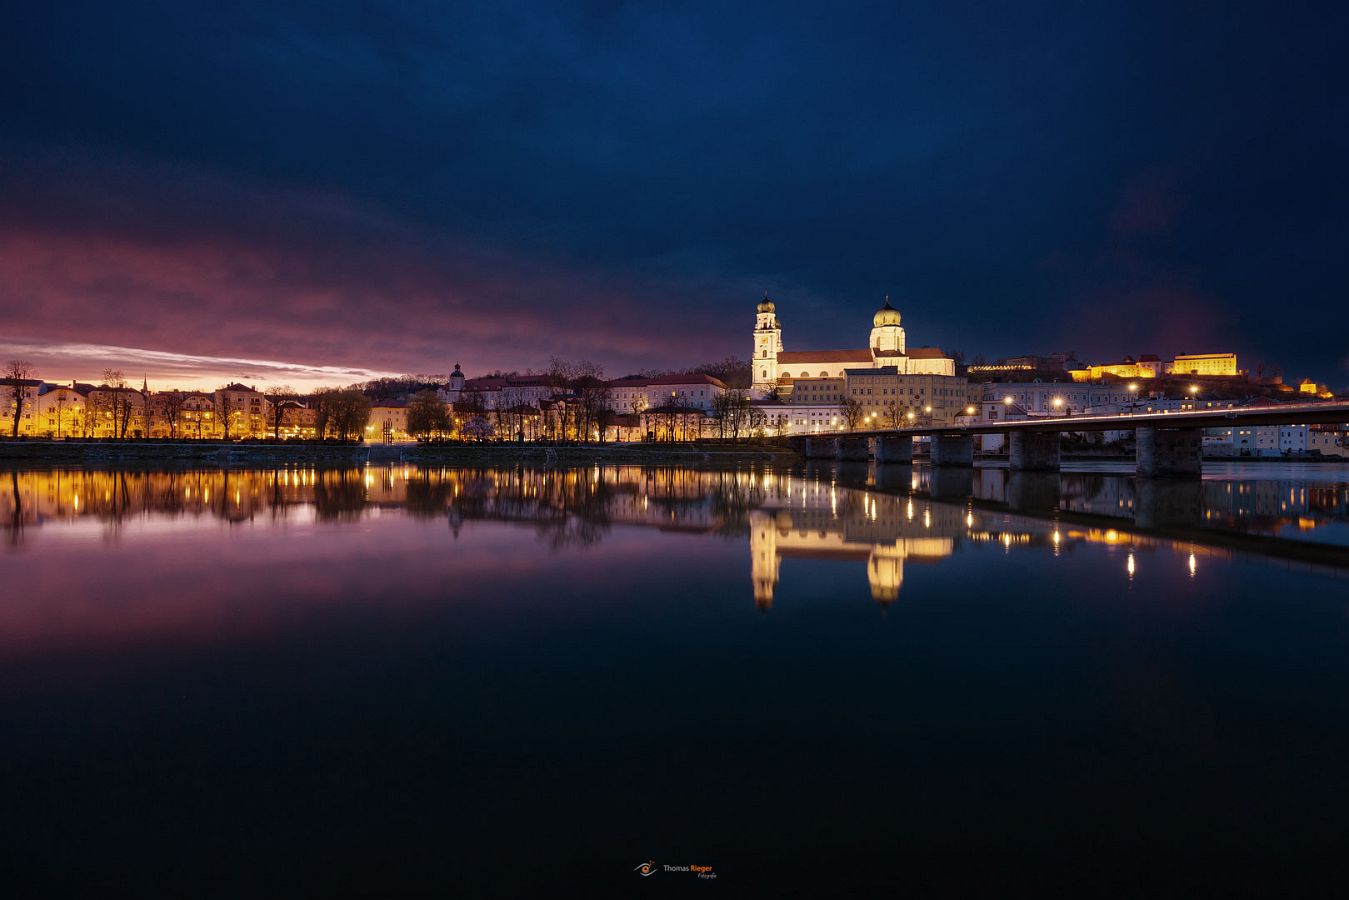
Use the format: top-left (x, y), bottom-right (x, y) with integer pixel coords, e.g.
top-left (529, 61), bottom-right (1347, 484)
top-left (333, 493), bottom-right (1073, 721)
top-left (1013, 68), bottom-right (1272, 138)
top-left (1003, 396), bottom-right (1013, 406)
top-left (906, 411), bottom-right (916, 422)
top-left (965, 405), bottom-right (976, 416)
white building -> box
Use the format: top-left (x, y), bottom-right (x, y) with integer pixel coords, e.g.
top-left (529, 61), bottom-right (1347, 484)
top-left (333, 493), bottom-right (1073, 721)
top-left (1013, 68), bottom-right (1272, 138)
top-left (34, 383), bottom-right (89, 437)
top-left (3, 378), bottom-right (44, 436)
top-left (634, 374), bottom-right (727, 412)
top-left (979, 381), bottom-right (1138, 416)
top-left (752, 295), bottom-right (955, 396)
top-left (1309, 427), bottom-right (1349, 457)
top-left (1208, 425), bottom-right (1310, 457)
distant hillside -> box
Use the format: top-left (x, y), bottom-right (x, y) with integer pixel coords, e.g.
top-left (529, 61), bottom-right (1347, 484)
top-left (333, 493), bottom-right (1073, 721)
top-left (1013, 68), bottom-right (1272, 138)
top-left (689, 356), bottom-right (751, 389)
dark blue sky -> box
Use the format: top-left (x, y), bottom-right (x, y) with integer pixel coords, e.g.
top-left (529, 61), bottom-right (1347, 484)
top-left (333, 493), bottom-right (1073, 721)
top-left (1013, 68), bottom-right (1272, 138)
top-left (2, 1), bottom-right (1346, 388)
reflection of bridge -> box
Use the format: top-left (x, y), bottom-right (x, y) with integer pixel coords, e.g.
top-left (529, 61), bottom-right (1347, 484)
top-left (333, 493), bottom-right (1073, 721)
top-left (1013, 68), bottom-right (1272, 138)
top-left (5, 464), bottom-right (1346, 610)
top-left (814, 460), bottom-right (1349, 575)
top-left (790, 401), bottom-right (1349, 478)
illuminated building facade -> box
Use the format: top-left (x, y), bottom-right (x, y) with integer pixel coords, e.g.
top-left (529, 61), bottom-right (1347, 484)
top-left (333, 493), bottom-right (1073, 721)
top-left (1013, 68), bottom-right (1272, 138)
top-left (751, 295), bottom-right (956, 397)
top-left (1069, 352), bottom-right (1242, 382)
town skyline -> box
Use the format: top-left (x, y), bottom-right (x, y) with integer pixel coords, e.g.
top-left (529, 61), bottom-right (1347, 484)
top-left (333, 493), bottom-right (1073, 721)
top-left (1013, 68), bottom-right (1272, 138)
top-left (3, 291), bottom-right (1337, 394)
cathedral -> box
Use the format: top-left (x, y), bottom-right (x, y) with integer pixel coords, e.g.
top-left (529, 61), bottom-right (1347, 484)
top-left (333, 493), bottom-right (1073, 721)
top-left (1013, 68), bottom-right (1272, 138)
top-left (751, 295), bottom-right (955, 396)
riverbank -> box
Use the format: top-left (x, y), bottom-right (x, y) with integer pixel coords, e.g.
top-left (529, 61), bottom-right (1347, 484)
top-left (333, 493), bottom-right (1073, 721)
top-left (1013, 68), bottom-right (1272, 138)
top-left (0, 440), bottom-right (372, 465)
top-left (401, 442), bottom-right (798, 465)
top-left (0, 440), bottom-right (800, 467)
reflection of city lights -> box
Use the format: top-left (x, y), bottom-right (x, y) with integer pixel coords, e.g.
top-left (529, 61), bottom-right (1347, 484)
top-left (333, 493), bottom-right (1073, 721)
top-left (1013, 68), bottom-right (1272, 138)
top-left (1104, 529), bottom-right (1120, 543)
top-left (965, 512), bottom-right (974, 528)
top-left (1052, 530), bottom-right (1061, 546)
top-left (1188, 553), bottom-right (1197, 578)
top-left (1127, 553), bottom-right (1136, 578)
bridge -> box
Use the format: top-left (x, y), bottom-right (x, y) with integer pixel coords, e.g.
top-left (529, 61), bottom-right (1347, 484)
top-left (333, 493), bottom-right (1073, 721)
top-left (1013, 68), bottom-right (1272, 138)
top-left (786, 401), bottom-right (1349, 478)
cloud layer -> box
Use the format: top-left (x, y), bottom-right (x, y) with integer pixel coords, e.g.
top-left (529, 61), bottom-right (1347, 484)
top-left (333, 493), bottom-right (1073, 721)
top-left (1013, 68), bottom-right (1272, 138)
top-left (1, 2), bottom-right (1346, 387)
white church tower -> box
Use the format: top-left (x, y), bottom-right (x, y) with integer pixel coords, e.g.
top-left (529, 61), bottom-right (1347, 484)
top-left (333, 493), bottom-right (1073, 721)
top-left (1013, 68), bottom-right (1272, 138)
top-left (752, 294), bottom-right (783, 396)
top-left (869, 296), bottom-right (906, 364)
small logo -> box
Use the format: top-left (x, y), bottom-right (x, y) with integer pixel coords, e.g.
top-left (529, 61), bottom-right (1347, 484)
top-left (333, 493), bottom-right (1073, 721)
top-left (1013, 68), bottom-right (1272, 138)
top-left (633, 860), bottom-right (658, 877)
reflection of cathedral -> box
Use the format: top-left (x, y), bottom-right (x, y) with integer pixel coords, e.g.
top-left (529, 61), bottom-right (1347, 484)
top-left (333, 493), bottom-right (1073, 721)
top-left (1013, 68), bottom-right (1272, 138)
top-left (3, 466), bottom-right (1293, 606)
top-left (752, 295), bottom-right (956, 395)
top-left (750, 482), bottom-right (960, 609)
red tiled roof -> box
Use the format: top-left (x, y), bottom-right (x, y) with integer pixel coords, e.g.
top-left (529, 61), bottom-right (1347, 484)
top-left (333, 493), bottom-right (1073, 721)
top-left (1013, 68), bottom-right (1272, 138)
top-left (907, 346), bottom-right (949, 360)
top-left (645, 373), bottom-right (728, 388)
top-left (777, 349), bottom-right (873, 364)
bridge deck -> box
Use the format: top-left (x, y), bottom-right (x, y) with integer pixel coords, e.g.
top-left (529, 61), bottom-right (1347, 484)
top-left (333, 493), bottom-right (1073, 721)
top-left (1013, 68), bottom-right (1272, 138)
top-left (824, 401), bottom-right (1349, 438)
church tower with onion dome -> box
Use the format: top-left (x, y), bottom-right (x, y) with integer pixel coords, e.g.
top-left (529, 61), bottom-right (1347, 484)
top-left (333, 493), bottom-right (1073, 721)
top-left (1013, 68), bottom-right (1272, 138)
top-left (869, 296), bottom-right (906, 362)
top-left (751, 293), bottom-right (783, 396)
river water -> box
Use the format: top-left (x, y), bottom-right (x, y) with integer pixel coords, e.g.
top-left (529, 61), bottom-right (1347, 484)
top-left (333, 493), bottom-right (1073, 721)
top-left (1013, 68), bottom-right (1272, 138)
top-left (3, 462), bottom-right (1348, 895)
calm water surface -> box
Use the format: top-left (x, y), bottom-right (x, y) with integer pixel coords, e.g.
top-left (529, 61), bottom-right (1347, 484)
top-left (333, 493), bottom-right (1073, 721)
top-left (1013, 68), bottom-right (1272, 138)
top-left (3, 462), bottom-right (1349, 896)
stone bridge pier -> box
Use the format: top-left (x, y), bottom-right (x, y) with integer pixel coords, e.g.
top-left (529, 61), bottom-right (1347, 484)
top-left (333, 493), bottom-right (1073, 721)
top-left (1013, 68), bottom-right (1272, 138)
top-left (803, 436), bottom-right (836, 459)
top-left (1136, 426), bottom-right (1203, 479)
top-left (1009, 431), bottom-right (1061, 471)
top-left (875, 435), bottom-right (913, 464)
top-left (836, 437), bottom-right (870, 461)
top-left (930, 434), bottom-right (975, 468)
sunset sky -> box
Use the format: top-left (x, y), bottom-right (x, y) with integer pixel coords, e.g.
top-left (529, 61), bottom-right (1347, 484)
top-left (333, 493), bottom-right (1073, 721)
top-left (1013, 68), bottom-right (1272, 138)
top-left (3, 2), bottom-right (1346, 391)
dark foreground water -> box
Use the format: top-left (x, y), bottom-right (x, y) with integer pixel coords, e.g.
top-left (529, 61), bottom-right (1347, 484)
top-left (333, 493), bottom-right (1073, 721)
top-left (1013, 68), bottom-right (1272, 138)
top-left (2, 462), bottom-right (1349, 897)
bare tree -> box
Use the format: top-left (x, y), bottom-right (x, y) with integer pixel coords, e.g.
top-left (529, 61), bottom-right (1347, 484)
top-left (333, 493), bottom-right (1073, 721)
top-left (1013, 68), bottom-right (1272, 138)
top-left (50, 390), bottom-right (75, 438)
top-left (324, 390), bottom-right (372, 441)
top-left (100, 370), bottom-right (136, 439)
top-left (216, 392), bottom-right (239, 440)
top-left (463, 415), bottom-right (494, 441)
top-left (159, 391), bottom-right (187, 439)
top-left (310, 389), bottom-right (334, 440)
top-left (406, 390), bottom-right (451, 440)
top-left (572, 361), bottom-right (610, 442)
top-left (268, 385), bottom-right (298, 439)
top-left (841, 396), bottom-right (866, 430)
top-left (724, 390), bottom-right (752, 439)
top-left (3, 360), bottom-right (34, 437)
